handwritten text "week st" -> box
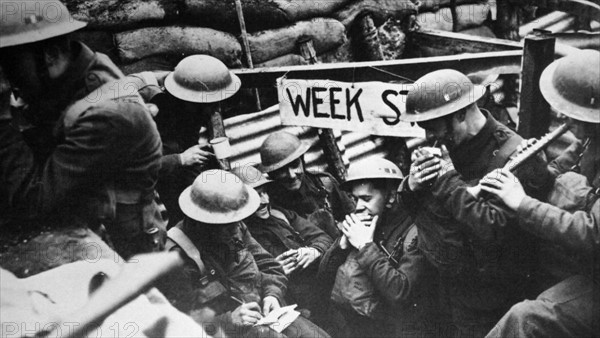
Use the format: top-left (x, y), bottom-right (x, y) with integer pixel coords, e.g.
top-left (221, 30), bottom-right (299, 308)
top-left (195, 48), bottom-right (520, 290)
top-left (277, 78), bottom-right (424, 138)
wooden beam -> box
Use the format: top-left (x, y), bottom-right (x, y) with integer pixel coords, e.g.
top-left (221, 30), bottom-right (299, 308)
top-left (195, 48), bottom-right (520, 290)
top-left (518, 35), bottom-right (556, 139)
top-left (511, 0), bottom-right (600, 23)
top-left (411, 30), bottom-right (522, 54)
top-left (233, 50), bottom-right (523, 88)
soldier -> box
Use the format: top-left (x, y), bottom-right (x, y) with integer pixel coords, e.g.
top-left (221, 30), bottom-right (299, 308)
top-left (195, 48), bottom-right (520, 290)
top-left (397, 69), bottom-right (552, 335)
top-left (128, 55), bottom-right (237, 227)
top-left (231, 165), bottom-right (333, 328)
top-left (479, 50), bottom-right (599, 337)
top-left (259, 131), bottom-right (355, 239)
top-left (319, 158), bottom-right (436, 337)
top-left (0, 0), bottom-right (164, 258)
top-left (161, 169), bottom-right (329, 338)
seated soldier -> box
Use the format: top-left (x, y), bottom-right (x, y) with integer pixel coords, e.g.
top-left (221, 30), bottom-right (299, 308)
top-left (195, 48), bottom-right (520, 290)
top-left (319, 158), bottom-right (438, 337)
top-left (231, 165), bottom-right (333, 329)
top-left (258, 131), bottom-right (355, 239)
top-left (160, 169), bottom-right (330, 338)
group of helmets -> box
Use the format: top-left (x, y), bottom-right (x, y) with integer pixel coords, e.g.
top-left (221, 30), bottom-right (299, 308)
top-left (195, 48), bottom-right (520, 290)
top-left (3, 1), bottom-right (598, 226)
top-left (0, 1), bottom-right (239, 104)
top-left (402, 52), bottom-right (599, 125)
top-left (179, 129), bottom-right (404, 225)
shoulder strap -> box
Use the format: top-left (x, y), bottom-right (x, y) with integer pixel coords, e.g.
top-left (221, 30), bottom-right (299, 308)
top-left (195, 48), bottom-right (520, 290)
top-left (488, 133), bottom-right (522, 170)
top-left (62, 79), bottom-right (144, 129)
top-left (402, 224), bottom-right (418, 253)
top-left (166, 227), bottom-right (208, 275)
top-left (270, 209), bottom-right (291, 226)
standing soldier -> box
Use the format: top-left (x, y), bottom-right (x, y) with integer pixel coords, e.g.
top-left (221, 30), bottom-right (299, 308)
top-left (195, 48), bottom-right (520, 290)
top-left (398, 69), bottom-right (552, 335)
top-left (0, 0), bottom-right (164, 258)
top-left (127, 55), bottom-right (238, 227)
top-left (259, 131), bottom-right (355, 239)
top-left (480, 50), bottom-right (599, 337)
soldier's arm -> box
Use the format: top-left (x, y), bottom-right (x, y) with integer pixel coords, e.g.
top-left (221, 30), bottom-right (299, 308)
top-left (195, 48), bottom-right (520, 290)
top-left (240, 223), bottom-right (287, 302)
top-left (354, 236), bottom-right (428, 305)
top-left (283, 208), bottom-right (333, 254)
top-left (430, 154), bottom-right (552, 240)
top-left (0, 103), bottom-right (161, 218)
top-left (317, 236), bottom-right (351, 293)
top-left (517, 194), bottom-right (600, 254)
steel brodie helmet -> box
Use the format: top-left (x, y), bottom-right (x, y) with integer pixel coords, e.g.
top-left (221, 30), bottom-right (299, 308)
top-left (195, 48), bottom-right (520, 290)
top-left (0, 0), bottom-right (87, 48)
top-left (342, 157), bottom-right (403, 189)
top-left (259, 131), bottom-right (310, 173)
top-left (230, 165), bottom-right (272, 188)
top-left (401, 69), bottom-right (485, 122)
top-left (179, 169), bottom-right (260, 224)
top-left (164, 54), bottom-right (241, 104)
top-left (539, 49), bottom-right (600, 124)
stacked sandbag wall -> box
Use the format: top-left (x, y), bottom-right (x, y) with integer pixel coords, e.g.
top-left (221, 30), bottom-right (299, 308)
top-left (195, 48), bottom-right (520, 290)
top-left (66, 0), bottom-right (500, 174)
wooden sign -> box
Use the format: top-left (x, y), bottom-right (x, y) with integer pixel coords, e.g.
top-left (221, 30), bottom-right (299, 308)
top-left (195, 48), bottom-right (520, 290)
top-left (277, 77), bottom-right (425, 138)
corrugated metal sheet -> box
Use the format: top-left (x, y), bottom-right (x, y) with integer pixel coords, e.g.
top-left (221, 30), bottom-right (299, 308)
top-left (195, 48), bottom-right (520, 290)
top-left (207, 105), bottom-right (390, 173)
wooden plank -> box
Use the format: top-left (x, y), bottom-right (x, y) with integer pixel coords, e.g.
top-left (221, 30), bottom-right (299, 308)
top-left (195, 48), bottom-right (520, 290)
top-left (511, 0), bottom-right (600, 23)
top-left (233, 50), bottom-right (523, 88)
top-left (518, 35), bottom-right (556, 139)
top-left (410, 30), bottom-right (522, 55)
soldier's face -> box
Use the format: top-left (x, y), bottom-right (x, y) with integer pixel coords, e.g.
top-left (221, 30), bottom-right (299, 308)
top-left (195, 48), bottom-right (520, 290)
top-left (350, 181), bottom-right (389, 222)
top-left (270, 158), bottom-right (304, 191)
top-left (254, 186), bottom-right (270, 218)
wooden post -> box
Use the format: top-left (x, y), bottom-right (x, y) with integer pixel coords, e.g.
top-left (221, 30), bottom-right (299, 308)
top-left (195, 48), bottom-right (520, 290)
top-left (354, 14), bottom-right (384, 61)
top-left (518, 34), bottom-right (556, 139)
top-left (235, 0), bottom-right (262, 111)
top-left (209, 106), bottom-right (231, 170)
top-left (496, 0), bottom-right (521, 108)
top-left (298, 38), bottom-right (347, 182)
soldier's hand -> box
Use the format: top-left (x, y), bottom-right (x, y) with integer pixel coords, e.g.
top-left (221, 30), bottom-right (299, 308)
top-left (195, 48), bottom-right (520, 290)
top-left (262, 296), bottom-right (280, 316)
top-left (179, 144), bottom-right (215, 166)
top-left (408, 148), bottom-right (441, 191)
top-left (341, 214), bottom-right (378, 250)
top-left (231, 302), bottom-right (263, 327)
top-left (296, 247), bottom-right (320, 269)
top-left (275, 250), bottom-right (298, 275)
top-left (480, 169), bottom-right (526, 211)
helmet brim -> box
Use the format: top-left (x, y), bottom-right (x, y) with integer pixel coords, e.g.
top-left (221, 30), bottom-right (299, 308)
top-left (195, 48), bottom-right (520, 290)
top-left (1, 20), bottom-right (87, 48)
top-left (178, 185), bottom-right (260, 224)
top-left (258, 140), bottom-right (310, 173)
top-left (540, 60), bottom-right (600, 124)
top-left (399, 84), bottom-right (486, 123)
top-left (164, 71), bottom-right (241, 103)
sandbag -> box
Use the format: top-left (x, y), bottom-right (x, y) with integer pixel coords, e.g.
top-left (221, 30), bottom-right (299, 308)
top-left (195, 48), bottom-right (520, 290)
top-left (67, 0), bottom-right (179, 30)
top-left (255, 54), bottom-right (309, 68)
top-left (417, 0), bottom-right (487, 12)
top-left (71, 30), bottom-right (118, 62)
top-left (416, 4), bottom-right (490, 31)
top-left (273, 0), bottom-right (352, 21)
top-left (182, 0), bottom-right (291, 33)
top-left (120, 55), bottom-right (182, 75)
top-left (333, 0), bottom-right (418, 28)
top-left (248, 18), bottom-right (347, 64)
top-left (319, 40), bottom-right (354, 63)
top-left (115, 26), bottom-right (243, 67)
